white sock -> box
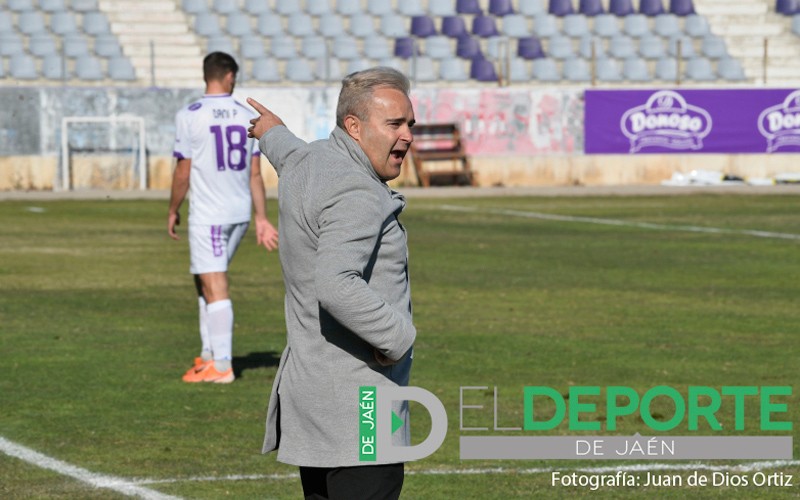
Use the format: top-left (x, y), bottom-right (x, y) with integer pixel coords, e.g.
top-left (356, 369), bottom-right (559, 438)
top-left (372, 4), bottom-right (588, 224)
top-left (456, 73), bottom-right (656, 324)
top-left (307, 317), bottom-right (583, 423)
top-left (207, 299), bottom-right (233, 370)
top-left (198, 296), bottom-right (212, 361)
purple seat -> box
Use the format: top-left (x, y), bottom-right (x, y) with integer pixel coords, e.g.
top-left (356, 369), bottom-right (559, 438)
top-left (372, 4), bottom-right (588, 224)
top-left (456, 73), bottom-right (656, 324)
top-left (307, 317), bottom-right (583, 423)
top-left (640, 0), bottom-right (665, 16)
top-left (442, 16), bottom-right (468, 38)
top-left (776, 0), bottom-right (800, 14)
top-left (411, 15), bottom-right (438, 37)
top-left (517, 36), bottom-right (545, 59)
top-left (394, 37), bottom-right (417, 58)
top-left (456, 36), bottom-right (482, 59)
top-left (470, 56), bottom-right (498, 82)
top-left (548, 0), bottom-right (574, 16)
top-left (472, 14), bottom-right (499, 37)
top-left (489, 0), bottom-right (514, 16)
top-left (456, 0), bottom-right (482, 14)
top-left (609, 0), bottom-right (634, 16)
top-left (579, 0), bottom-right (605, 16)
top-left (669, 0), bottom-right (695, 16)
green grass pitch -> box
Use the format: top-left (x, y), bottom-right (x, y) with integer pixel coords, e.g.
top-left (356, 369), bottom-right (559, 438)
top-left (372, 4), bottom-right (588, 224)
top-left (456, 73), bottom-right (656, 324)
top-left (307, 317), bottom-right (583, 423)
top-left (0, 193), bottom-right (798, 499)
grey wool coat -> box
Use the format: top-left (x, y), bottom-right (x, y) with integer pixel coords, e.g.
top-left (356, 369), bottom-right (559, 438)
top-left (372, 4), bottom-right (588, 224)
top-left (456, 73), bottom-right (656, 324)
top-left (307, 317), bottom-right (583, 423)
top-left (259, 125), bottom-right (416, 467)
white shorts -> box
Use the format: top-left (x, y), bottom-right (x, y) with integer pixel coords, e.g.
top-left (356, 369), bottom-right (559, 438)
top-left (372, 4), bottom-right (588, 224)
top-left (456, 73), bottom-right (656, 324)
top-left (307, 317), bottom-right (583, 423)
top-left (189, 222), bottom-right (249, 274)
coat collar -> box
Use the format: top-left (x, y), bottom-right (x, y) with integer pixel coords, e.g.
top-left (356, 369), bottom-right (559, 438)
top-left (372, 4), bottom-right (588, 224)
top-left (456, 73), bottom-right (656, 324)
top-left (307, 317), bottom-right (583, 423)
top-left (329, 126), bottom-right (383, 184)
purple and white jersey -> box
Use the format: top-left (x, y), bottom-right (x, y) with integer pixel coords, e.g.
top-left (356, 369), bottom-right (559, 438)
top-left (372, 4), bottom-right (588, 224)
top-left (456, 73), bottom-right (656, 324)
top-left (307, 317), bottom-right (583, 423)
top-left (173, 94), bottom-right (260, 225)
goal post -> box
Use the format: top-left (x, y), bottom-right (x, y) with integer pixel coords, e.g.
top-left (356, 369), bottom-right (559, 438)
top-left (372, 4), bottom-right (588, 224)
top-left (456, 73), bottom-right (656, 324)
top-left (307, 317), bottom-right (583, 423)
top-left (59, 116), bottom-right (147, 192)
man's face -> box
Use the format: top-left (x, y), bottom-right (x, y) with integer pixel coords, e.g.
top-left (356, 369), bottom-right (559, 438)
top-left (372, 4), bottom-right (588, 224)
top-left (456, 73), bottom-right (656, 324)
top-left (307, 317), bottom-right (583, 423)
top-left (349, 87), bottom-right (415, 181)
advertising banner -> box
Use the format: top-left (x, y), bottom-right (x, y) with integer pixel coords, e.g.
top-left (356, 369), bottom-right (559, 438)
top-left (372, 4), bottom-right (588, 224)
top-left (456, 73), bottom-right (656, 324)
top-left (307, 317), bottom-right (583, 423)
top-left (585, 88), bottom-right (800, 154)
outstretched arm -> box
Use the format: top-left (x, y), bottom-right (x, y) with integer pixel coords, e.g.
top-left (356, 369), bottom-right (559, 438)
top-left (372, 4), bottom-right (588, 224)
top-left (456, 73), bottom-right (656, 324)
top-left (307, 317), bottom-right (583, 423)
top-left (249, 155), bottom-right (278, 251)
top-left (167, 158), bottom-right (191, 240)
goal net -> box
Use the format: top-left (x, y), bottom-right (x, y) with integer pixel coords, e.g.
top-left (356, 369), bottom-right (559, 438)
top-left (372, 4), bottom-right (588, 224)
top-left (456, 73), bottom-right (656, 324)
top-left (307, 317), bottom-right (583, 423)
top-left (59, 116), bottom-right (146, 191)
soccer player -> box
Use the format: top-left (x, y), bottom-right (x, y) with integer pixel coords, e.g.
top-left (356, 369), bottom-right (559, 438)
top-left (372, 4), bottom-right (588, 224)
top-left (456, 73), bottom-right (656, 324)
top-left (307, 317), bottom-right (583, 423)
top-left (168, 52), bottom-right (278, 384)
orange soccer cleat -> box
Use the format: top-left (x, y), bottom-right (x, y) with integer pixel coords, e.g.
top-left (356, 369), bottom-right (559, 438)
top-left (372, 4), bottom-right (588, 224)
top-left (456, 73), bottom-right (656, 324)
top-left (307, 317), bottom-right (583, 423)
top-left (182, 360), bottom-right (234, 384)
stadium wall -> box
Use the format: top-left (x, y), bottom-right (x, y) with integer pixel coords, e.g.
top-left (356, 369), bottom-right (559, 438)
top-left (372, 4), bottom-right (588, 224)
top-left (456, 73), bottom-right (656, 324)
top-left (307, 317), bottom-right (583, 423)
top-left (0, 86), bottom-right (796, 191)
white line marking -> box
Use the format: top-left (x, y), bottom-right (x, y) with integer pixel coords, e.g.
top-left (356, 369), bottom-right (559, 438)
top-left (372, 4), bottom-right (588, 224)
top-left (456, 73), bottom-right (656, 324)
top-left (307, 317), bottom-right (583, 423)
top-left (132, 460), bottom-right (800, 485)
top-left (437, 205), bottom-right (800, 241)
top-left (0, 436), bottom-right (181, 500)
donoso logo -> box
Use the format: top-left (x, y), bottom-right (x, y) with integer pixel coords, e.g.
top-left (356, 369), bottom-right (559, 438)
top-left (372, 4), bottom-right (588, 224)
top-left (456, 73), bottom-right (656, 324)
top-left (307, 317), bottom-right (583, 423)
top-left (757, 90), bottom-right (800, 153)
top-left (620, 91), bottom-right (712, 153)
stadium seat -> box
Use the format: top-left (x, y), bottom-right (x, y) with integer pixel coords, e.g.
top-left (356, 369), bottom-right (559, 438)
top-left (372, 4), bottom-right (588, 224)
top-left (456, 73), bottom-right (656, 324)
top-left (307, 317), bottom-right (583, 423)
top-left (63, 35), bottom-right (90, 58)
top-left (793, 14), bottom-right (800, 35)
top-left (182, 0), bottom-right (207, 15)
top-left (306, 0), bottom-right (331, 16)
top-left (7, 0), bottom-right (34, 12)
top-left (288, 13), bottom-right (315, 37)
top-left (532, 57), bottom-right (560, 80)
top-left (519, 0), bottom-right (546, 16)
top-left (411, 56), bottom-right (437, 81)
top-left (701, 35), bottom-right (728, 59)
top-left (93, 34), bottom-right (123, 58)
top-left (70, 0), bottom-right (98, 12)
top-left (429, 0), bottom-right (457, 16)
top-left (213, 0), bottom-right (238, 15)
top-left (517, 36), bottom-right (545, 59)
top-left (489, 0), bottom-right (514, 16)
top-left (29, 33), bottom-right (58, 57)
top-left (501, 15), bottom-right (531, 38)
top-left (380, 14), bottom-right (409, 38)
top-left (276, 0), bottom-right (301, 16)
top-left (579, 0), bottom-right (604, 16)
top-left (425, 36), bottom-right (453, 59)
top-left (548, 0), bottom-right (574, 16)
top-left (378, 57), bottom-right (406, 72)
top-left (368, 0), bottom-right (393, 16)
top-left (251, 57), bottom-right (281, 82)
top-left (50, 11), bottom-right (79, 35)
top-left (776, 0), bottom-right (800, 15)
top-left (563, 57), bottom-right (591, 81)
top-left (19, 11), bottom-right (47, 35)
top-left (240, 35), bottom-right (267, 59)
top-left (226, 12), bottom-right (253, 36)
top-left (668, 35), bottom-right (696, 58)
top-left (717, 57), bottom-right (746, 80)
top-left (562, 15), bottom-right (589, 38)
top-left (534, 14), bottom-right (559, 38)
top-left (258, 13), bottom-right (284, 37)
top-left (507, 57), bottom-right (530, 81)
top-left (75, 55), bottom-right (105, 80)
top-left (484, 36), bottom-right (506, 59)
top-left (319, 15), bottom-right (346, 37)
top-left (315, 57), bottom-right (344, 81)
top-left (639, 34), bottom-right (666, 59)
top-left (457, 0), bottom-right (483, 15)
top-left (639, 0), bottom-right (665, 16)
top-left (623, 14), bottom-right (650, 38)
top-left (578, 35), bottom-right (604, 58)
top-left (456, 36), bottom-right (482, 59)
top-left (363, 35), bottom-right (392, 60)
top-left (349, 14), bottom-right (376, 38)
top-left (547, 35), bottom-right (574, 59)
top-left (472, 15), bottom-right (500, 38)
top-left (394, 37), bottom-right (417, 59)
top-left (397, 0), bottom-right (425, 16)
top-left (0, 11), bottom-right (14, 35)
top-left (609, 34), bottom-right (636, 58)
top-left (609, 0), bottom-right (634, 16)
top-left (0, 33), bottom-right (24, 56)
top-left (286, 58), bottom-right (314, 82)
top-left (270, 37), bottom-right (297, 59)
top-left (655, 56), bottom-right (677, 80)
top-left (40, 0), bottom-right (67, 12)
top-left (42, 54), bottom-right (66, 79)
top-left (0, 61), bottom-right (4, 78)
top-left (683, 15), bottom-right (710, 37)
top-left (470, 57), bottom-right (498, 82)
top-left (592, 14), bottom-right (619, 38)
top-left (596, 57), bottom-right (623, 81)
top-left (332, 35), bottom-right (360, 59)
top-left (653, 14), bottom-right (681, 38)
top-left (336, 0), bottom-right (361, 16)
top-left (83, 12), bottom-right (111, 35)
top-left (346, 58), bottom-right (371, 74)
top-left (439, 57), bottom-right (469, 81)
top-left (206, 35), bottom-right (235, 54)
top-left (442, 16), bottom-right (468, 38)
top-left (301, 35), bottom-right (328, 59)
top-left (245, 0), bottom-right (270, 15)
top-left (685, 56), bottom-right (715, 80)
top-left (623, 56), bottom-right (652, 81)
top-left (10, 54), bottom-right (38, 79)
top-left (669, 0), bottom-right (695, 16)
top-left (411, 15), bottom-right (438, 37)
top-left (108, 56), bottom-right (136, 80)
top-left (194, 13), bottom-right (222, 37)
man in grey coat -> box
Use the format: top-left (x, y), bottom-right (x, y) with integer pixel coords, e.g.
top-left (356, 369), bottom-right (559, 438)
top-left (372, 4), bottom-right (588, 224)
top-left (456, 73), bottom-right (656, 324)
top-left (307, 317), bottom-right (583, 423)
top-left (247, 67), bottom-right (416, 499)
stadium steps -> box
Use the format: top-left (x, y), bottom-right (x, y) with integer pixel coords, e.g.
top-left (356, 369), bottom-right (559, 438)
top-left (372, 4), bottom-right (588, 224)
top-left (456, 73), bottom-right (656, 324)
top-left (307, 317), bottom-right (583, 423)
top-left (99, 0), bottom-right (201, 87)
top-left (695, 0), bottom-right (800, 84)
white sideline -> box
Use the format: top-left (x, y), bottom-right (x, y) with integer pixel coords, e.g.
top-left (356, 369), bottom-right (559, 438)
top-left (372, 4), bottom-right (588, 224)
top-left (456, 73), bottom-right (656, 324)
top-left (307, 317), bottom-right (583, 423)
top-left (0, 436), bottom-right (181, 500)
top-left (437, 205), bottom-right (800, 241)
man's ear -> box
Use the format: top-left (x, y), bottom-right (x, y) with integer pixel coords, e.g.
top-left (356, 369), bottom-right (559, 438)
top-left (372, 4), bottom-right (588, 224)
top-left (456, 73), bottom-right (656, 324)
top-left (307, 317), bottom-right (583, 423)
top-left (343, 115), bottom-right (361, 141)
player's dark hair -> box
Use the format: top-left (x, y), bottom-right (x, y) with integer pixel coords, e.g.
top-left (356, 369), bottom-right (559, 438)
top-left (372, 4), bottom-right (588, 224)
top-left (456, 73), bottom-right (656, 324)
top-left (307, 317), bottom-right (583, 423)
top-left (203, 52), bottom-right (238, 83)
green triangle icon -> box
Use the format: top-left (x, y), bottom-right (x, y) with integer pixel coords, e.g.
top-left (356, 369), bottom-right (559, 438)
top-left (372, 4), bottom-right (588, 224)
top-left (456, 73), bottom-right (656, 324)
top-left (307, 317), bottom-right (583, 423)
top-left (392, 411), bottom-right (404, 434)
